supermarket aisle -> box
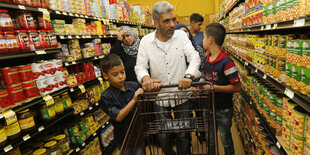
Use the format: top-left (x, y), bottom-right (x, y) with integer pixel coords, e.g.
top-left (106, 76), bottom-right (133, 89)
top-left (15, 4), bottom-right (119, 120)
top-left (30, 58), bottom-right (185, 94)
top-left (111, 120), bottom-right (245, 155)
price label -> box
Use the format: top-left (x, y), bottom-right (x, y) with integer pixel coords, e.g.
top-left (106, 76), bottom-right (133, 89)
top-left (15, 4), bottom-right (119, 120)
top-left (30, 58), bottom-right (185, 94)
top-left (74, 14), bottom-right (79, 17)
top-left (255, 69), bottom-right (258, 73)
top-left (272, 24), bottom-right (278, 29)
top-left (78, 84), bottom-right (86, 93)
top-left (94, 57), bottom-right (98, 60)
top-left (87, 35), bottom-right (91, 38)
top-left (23, 134), bottom-right (30, 141)
top-left (38, 126), bottom-right (44, 132)
top-left (43, 12), bottom-right (50, 20)
top-left (18, 5), bottom-right (26, 10)
top-left (95, 103), bottom-right (99, 106)
top-left (266, 24), bottom-right (271, 30)
top-left (99, 35), bottom-right (102, 38)
top-left (99, 55), bottom-right (104, 59)
top-left (70, 88), bottom-right (74, 92)
top-left (75, 147), bottom-right (80, 152)
top-left (79, 15), bottom-right (83, 17)
top-left (69, 13), bottom-right (73, 16)
top-left (103, 35), bottom-right (107, 38)
top-left (294, 18), bottom-right (305, 27)
top-left (110, 35), bottom-right (113, 37)
top-left (60, 36), bottom-right (65, 39)
top-left (82, 36), bottom-right (86, 38)
top-left (263, 74), bottom-right (267, 79)
top-left (43, 95), bottom-right (54, 106)
top-left (36, 50), bottom-right (46, 55)
top-left (72, 61), bottom-right (76, 64)
top-left (55, 11), bottom-right (61, 14)
top-left (4, 145), bottom-right (13, 152)
top-left (98, 77), bottom-right (104, 85)
top-left (2, 110), bottom-right (17, 126)
top-left (89, 107), bottom-right (93, 110)
top-left (245, 62), bottom-right (249, 66)
top-left (80, 112), bottom-right (84, 116)
top-left (68, 35), bottom-right (72, 39)
top-left (62, 12), bottom-right (68, 15)
top-left (276, 141), bottom-right (281, 148)
top-left (76, 36), bottom-right (80, 38)
top-left (82, 142), bottom-right (85, 146)
top-left (85, 15), bottom-right (89, 18)
top-left (38, 8), bottom-right (49, 13)
top-left (250, 101), bottom-right (252, 105)
top-left (65, 62), bottom-right (69, 66)
top-left (284, 88), bottom-right (294, 99)
top-left (102, 125), bottom-right (105, 128)
top-left (93, 133), bottom-right (97, 136)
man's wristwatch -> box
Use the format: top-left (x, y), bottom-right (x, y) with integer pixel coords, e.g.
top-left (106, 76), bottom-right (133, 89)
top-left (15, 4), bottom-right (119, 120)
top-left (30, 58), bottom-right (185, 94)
top-left (184, 74), bottom-right (193, 80)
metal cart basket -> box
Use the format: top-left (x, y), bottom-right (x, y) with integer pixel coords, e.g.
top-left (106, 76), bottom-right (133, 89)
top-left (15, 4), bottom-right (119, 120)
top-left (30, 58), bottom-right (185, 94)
top-left (121, 82), bottom-right (218, 155)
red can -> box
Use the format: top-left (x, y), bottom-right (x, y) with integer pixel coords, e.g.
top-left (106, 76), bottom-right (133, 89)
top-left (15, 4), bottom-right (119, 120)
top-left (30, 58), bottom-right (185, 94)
top-left (37, 13), bottom-right (52, 30)
top-left (43, 60), bottom-right (56, 77)
top-left (0, 32), bottom-right (8, 54)
top-left (28, 30), bottom-right (41, 50)
top-left (17, 65), bottom-right (34, 82)
top-left (53, 59), bottom-right (63, 75)
top-left (31, 62), bottom-right (45, 80)
top-left (47, 30), bottom-right (57, 48)
top-left (85, 72), bottom-right (92, 81)
top-left (1, 67), bottom-right (21, 88)
top-left (75, 73), bottom-right (83, 84)
top-left (7, 84), bottom-right (25, 105)
top-left (36, 78), bottom-right (48, 95)
top-left (0, 10), bottom-right (14, 32)
top-left (88, 62), bottom-right (94, 71)
top-left (46, 76), bottom-right (58, 92)
top-left (81, 72), bottom-right (86, 83)
top-left (81, 63), bottom-right (90, 72)
top-left (22, 80), bottom-right (39, 99)
top-left (38, 30), bottom-right (49, 49)
top-left (0, 89), bottom-right (11, 108)
top-left (5, 31), bottom-right (20, 53)
top-left (16, 10), bottom-right (36, 30)
top-left (56, 73), bottom-right (66, 89)
top-left (15, 30), bottom-right (31, 51)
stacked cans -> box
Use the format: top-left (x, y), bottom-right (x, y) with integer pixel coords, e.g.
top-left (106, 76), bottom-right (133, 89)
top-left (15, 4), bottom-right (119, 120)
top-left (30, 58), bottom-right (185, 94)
top-left (0, 64), bottom-right (40, 108)
top-left (32, 59), bottom-right (67, 96)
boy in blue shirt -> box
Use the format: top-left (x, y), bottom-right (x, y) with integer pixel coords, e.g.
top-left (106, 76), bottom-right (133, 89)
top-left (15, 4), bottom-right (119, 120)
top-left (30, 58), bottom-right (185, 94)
top-left (201, 23), bottom-right (241, 155)
top-left (99, 54), bottom-right (143, 149)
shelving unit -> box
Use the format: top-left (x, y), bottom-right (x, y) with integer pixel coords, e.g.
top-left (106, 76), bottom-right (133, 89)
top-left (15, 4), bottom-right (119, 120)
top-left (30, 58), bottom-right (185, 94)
top-left (219, 0), bottom-right (245, 20)
top-left (225, 47), bottom-right (310, 113)
top-left (63, 55), bottom-right (105, 67)
top-left (57, 34), bottom-right (117, 40)
top-left (0, 49), bottom-right (61, 61)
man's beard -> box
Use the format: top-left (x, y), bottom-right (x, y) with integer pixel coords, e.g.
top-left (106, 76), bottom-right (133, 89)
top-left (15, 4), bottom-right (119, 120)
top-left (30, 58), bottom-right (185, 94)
top-left (159, 24), bottom-right (174, 38)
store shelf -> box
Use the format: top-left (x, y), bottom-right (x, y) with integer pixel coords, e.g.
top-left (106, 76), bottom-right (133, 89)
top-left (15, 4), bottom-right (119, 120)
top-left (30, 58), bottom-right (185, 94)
top-left (227, 17), bottom-right (310, 34)
top-left (276, 136), bottom-right (292, 155)
top-left (57, 34), bottom-right (117, 40)
top-left (69, 77), bottom-right (102, 93)
top-left (240, 89), bottom-right (287, 155)
top-left (77, 102), bottom-right (100, 117)
top-left (1, 109), bottom-right (75, 154)
top-left (63, 55), bottom-right (105, 67)
top-left (70, 121), bottom-right (110, 154)
top-left (225, 47), bottom-right (310, 113)
top-left (0, 49), bottom-right (61, 61)
top-left (219, 0), bottom-right (245, 20)
top-left (109, 19), bottom-right (154, 28)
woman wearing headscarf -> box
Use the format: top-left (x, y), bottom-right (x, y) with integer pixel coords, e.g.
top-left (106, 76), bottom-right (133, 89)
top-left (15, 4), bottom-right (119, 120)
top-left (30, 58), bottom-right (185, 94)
top-left (110, 26), bottom-right (140, 82)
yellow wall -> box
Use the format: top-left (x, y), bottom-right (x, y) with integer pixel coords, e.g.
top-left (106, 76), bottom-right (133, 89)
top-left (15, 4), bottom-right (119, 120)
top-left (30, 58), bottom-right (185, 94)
top-left (127, 0), bottom-right (217, 17)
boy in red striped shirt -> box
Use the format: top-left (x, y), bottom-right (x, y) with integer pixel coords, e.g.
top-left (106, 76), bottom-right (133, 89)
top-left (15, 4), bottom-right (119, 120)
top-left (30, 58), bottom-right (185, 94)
top-left (201, 23), bottom-right (241, 155)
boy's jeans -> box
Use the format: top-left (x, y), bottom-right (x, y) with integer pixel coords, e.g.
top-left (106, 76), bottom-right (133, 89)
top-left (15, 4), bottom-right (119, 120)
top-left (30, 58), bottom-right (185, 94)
top-left (208, 108), bottom-right (234, 155)
top-left (155, 100), bottom-right (192, 155)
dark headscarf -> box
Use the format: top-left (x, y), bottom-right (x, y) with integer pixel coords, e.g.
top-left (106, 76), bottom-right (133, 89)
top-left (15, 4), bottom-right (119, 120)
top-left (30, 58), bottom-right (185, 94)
top-left (119, 26), bottom-right (140, 58)
top-left (175, 24), bottom-right (198, 51)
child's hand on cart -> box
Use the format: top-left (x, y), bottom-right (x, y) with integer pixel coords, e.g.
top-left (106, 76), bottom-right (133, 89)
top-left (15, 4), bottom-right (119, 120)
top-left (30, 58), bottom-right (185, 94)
top-left (133, 88), bottom-right (144, 102)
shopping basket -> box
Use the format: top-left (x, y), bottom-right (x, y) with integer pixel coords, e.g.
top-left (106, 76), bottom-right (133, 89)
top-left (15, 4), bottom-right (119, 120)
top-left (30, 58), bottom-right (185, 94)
top-left (120, 82), bottom-right (218, 155)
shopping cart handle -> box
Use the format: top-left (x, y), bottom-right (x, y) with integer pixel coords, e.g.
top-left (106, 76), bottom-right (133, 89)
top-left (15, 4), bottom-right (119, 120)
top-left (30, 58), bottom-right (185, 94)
top-left (161, 81), bottom-right (212, 88)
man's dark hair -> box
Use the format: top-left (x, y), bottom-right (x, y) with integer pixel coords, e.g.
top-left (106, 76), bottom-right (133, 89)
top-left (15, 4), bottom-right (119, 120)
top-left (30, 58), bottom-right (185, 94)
top-left (100, 54), bottom-right (123, 74)
top-left (205, 23), bottom-right (226, 46)
top-left (190, 13), bottom-right (204, 23)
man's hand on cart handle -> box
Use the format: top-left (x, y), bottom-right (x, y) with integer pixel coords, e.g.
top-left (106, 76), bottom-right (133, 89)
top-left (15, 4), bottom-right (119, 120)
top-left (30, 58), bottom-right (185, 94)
top-left (142, 76), bottom-right (162, 91)
top-left (178, 78), bottom-right (192, 90)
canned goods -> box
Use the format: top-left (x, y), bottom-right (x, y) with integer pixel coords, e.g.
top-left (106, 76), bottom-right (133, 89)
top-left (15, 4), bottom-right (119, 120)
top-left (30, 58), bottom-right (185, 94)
top-left (292, 134), bottom-right (306, 155)
top-left (46, 76), bottom-right (58, 92)
top-left (0, 89), bottom-right (11, 108)
top-left (18, 65), bottom-right (34, 82)
top-left (22, 80), bottom-right (39, 99)
top-left (7, 84), bottom-right (25, 105)
top-left (305, 143), bottom-right (310, 155)
top-left (285, 125), bottom-right (293, 151)
top-left (31, 62), bottom-right (45, 80)
top-left (36, 78), bottom-right (48, 96)
top-left (56, 73), bottom-right (66, 89)
top-left (287, 101), bottom-right (297, 126)
top-left (43, 60), bottom-right (56, 77)
top-left (53, 59), bottom-right (63, 75)
top-left (1, 67), bottom-right (21, 88)
top-left (293, 106), bottom-right (308, 138)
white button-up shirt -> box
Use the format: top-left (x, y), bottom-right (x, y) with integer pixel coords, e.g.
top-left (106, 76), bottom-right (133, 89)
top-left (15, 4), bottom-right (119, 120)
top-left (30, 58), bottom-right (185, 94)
top-left (135, 30), bottom-right (201, 107)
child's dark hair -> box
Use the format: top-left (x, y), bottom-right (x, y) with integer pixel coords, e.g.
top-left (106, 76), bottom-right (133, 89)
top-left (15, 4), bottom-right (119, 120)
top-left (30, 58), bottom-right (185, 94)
top-left (204, 23), bottom-right (226, 46)
top-left (100, 54), bottom-right (123, 74)
top-left (190, 13), bottom-right (204, 23)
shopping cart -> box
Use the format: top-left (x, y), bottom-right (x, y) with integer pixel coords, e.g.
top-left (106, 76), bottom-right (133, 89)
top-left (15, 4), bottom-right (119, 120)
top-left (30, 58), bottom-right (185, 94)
top-left (120, 82), bottom-right (218, 155)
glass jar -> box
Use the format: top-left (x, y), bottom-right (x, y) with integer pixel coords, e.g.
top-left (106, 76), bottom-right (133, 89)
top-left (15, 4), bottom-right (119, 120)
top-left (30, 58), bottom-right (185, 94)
top-left (21, 148), bottom-right (33, 155)
top-left (40, 102), bottom-right (56, 120)
top-left (0, 10), bottom-right (14, 32)
top-left (48, 30), bottom-right (57, 48)
top-left (17, 109), bottom-right (35, 132)
top-left (4, 31), bottom-right (20, 53)
top-left (16, 10), bottom-right (36, 30)
top-left (53, 96), bottom-right (64, 115)
top-left (37, 13), bottom-right (52, 30)
top-left (15, 30), bottom-right (31, 51)
top-left (38, 30), bottom-right (49, 49)
top-left (32, 148), bottom-right (48, 155)
top-left (54, 134), bottom-right (70, 154)
top-left (4, 119), bottom-right (21, 140)
top-left (61, 92), bottom-right (72, 110)
top-left (0, 118), bottom-right (7, 148)
top-left (32, 141), bottom-right (44, 149)
top-left (28, 30), bottom-right (41, 50)
top-left (0, 32), bottom-right (8, 54)
top-left (44, 141), bottom-right (60, 155)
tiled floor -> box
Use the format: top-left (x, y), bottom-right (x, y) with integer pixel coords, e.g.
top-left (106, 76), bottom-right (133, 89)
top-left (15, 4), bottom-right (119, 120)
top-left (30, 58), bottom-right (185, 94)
top-left (111, 119), bottom-right (245, 155)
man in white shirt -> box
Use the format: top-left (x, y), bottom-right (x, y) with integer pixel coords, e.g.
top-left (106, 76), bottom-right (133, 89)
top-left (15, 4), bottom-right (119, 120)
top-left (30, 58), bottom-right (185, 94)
top-left (135, 1), bottom-right (201, 154)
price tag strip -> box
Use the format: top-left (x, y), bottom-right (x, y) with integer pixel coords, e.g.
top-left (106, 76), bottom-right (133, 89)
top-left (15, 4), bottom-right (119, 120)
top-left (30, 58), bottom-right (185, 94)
top-left (245, 62), bottom-right (249, 66)
top-left (38, 126), bottom-right (44, 132)
top-left (93, 133), bottom-right (97, 136)
top-left (266, 24), bottom-right (271, 30)
top-left (72, 61), bottom-right (76, 64)
top-left (70, 88), bottom-right (74, 92)
top-left (60, 36), bottom-right (65, 39)
top-left (294, 18), bottom-right (305, 27)
top-left (80, 112), bottom-right (84, 116)
top-left (82, 142), bottom-right (85, 147)
top-left (68, 35), bottom-right (72, 39)
top-left (98, 77), bottom-right (104, 86)
top-left (78, 84), bottom-right (86, 93)
top-left (89, 107), bottom-right (93, 110)
top-left (276, 141), bottom-right (281, 148)
top-left (18, 5), bottom-right (26, 10)
top-left (43, 95), bottom-right (54, 106)
top-left (4, 145), bottom-right (13, 153)
top-left (263, 74), bottom-right (267, 79)
top-left (284, 88), bottom-right (294, 99)
top-left (75, 147), bottom-right (80, 152)
top-left (255, 69), bottom-right (258, 73)
top-left (76, 36), bottom-right (80, 38)
top-left (95, 103), bottom-right (99, 106)
top-left (23, 134), bottom-right (31, 141)
top-left (35, 50), bottom-right (46, 55)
